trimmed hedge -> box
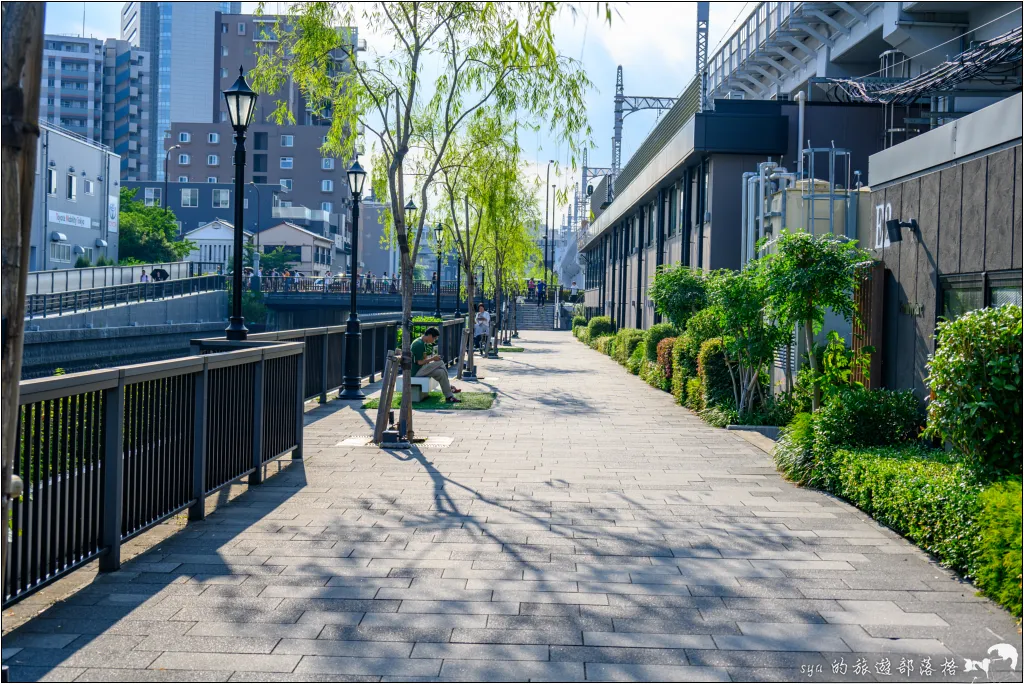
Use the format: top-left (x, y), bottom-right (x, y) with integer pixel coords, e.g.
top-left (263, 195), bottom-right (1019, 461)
top-left (657, 337), bottom-right (675, 380)
top-left (644, 323), bottom-right (678, 362)
top-left (593, 335), bottom-right (614, 356)
top-left (571, 315), bottom-right (587, 329)
top-left (577, 328), bottom-right (591, 345)
top-left (813, 388), bottom-right (922, 453)
top-left (587, 315), bottom-right (614, 339)
top-left (685, 377), bottom-right (704, 411)
top-left (627, 343), bottom-right (645, 375)
top-left (697, 338), bottom-right (733, 409)
top-left (974, 478), bottom-right (1023, 616)
top-left (612, 328), bottom-right (646, 366)
top-left (670, 336), bottom-right (692, 404)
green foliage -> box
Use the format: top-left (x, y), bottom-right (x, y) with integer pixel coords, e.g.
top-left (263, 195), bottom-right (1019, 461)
top-left (118, 256), bottom-right (144, 266)
top-left (640, 359), bottom-right (669, 392)
top-left (644, 323), bottom-right (678, 362)
top-left (773, 412), bottom-right (816, 484)
top-left (648, 265), bottom-right (707, 328)
top-left (627, 343), bottom-right (644, 375)
top-left (816, 446), bottom-right (982, 575)
top-left (363, 391), bottom-right (496, 410)
top-left (817, 331), bottom-right (872, 403)
top-left (74, 256), bottom-right (91, 268)
top-left (612, 328), bottom-right (646, 366)
top-left (575, 326), bottom-right (591, 345)
top-left (587, 315), bottom-right (614, 339)
top-left (118, 187), bottom-right (196, 264)
top-left (94, 255), bottom-right (115, 267)
top-left (759, 231), bottom-right (872, 410)
top-left (697, 338), bottom-right (733, 409)
top-left (924, 304), bottom-right (1023, 475)
top-left (670, 336), bottom-right (691, 403)
top-left (260, 246), bottom-right (299, 272)
top-left (656, 337), bottom-right (675, 380)
top-left (813, 388), bottom-right (922, 453)
top-left (975, 479), bottom-right (1023, 617)
top-left (571, 315), bottom-right (587, 329)
top-left (242, 291), bottom-right (268, 327)
top-left (700, 404), bottom-right (739, 428)
top-left (593, 335), bottom-right (614, 356)
top-left (682, 307), bottom-right (722, 363)
top-left (685, 377), bottom-right (705, 411)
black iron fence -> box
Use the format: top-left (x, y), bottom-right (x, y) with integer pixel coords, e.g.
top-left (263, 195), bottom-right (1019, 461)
top-left (25, 275), bottom-right (227, 319)
top-left (5, 342), bottom-right (303, 607)
top-left (260, 276), bottom-right (458, 297)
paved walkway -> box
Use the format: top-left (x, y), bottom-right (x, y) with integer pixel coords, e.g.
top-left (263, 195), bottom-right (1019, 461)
top-left (3, 331), bottom-right (1021, 682)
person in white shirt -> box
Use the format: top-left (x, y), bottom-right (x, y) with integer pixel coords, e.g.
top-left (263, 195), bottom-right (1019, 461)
top-left (473, 303), bottom-right (491, 351)
top-left (139, 270), bottom-right (150, 283)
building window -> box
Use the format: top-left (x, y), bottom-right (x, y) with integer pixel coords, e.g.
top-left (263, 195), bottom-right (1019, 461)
top-left (321, 179), bottom-right (333, 192)
top-left (179, 153), bottom-right (190, 165)
top-left (178, 131), bottom-right (190, 143)
top-left (208, 132), bottom-right (220, 143)
top-left (221, 22), bottom-right (228, 33)
top-left (66, 174), bottom-right (77, 201)
top-left (321, 202), bottom-right (333, 213)
top-left (207, 154), bottom-right (219, 166)
top-left (222, 45), bottom-right (228, 57)
top-left (49, 242), bottom-right (71, 263)
top-left (238, 22), bottom-right (246, 35)
top-left (178, 175), bottom-right (188, 182)
top-left (207, 176), bottom-right (218, 183)
top-left (84, 179), bottom-right (94, 195)
top-left (219, 111), bottom-right (228, 123)
top-left (212, 189), bottom-right (230, 208)
top-left (281, 135), bottom-right (294, 147)
top-left (941, 271), bottom-right (1023, 320)
top-left (280, 156), bottom-right (293, 169)
top-left (144, 187), bottom-right (161, 207)
top-left (181, 188), bottom-right (198, 207)
top-left (280, 178), bottom-right (293, 191)
top-left (322, 157), bottom-right (334, 170)
top-left (253, 175), bottom-right (267, 184)
top-left (46, 169), bottom-right (57, 195)
top-left (219, 67), bottom-right (228, 78)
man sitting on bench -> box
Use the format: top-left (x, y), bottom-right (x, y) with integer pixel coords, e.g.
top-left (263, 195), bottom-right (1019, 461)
top-left (412, 327), bottom-right (462, 403)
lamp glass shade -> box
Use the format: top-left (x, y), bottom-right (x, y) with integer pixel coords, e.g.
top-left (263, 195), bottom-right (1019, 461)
top-left (222, 68), bottom-right (258, 129)
top-left (346, 160), bottom-right (367, 195)
top-left (404, 198), bottom-right (417, 213)
top-left (434, 224), bottom-right (444, 242)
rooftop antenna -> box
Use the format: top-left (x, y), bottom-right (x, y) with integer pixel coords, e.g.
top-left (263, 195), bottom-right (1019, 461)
top-left (82, 2), bottom-right (86, 37)
top-left (697, 1), bottom-right (709, 112)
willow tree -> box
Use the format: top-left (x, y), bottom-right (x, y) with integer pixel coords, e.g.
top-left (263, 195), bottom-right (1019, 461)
top-left (254, 2), bottom-right (594, 438)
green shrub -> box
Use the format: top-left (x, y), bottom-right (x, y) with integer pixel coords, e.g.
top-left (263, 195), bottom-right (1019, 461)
top-left (924, 304), bottom-right (1022, 475)
top-left (773, 412), bottom-right (816, 484)
top-left (656, 337), bottom-right (676, 381)
top-left (577, 328), bottom-right (591, 345)
top-left (974, 479), bottom-right (1023, 617)
top-left (817, 445), bottom-right (981, 573)
top-left (572, 315), bottom-right (587, 329)
top-left (697, 338), bottom-right (733, 408)
top-left (700, 404), bottom-right (739, 427)
top-left (683, 307), bottom-right (721, 362)
top-left (648, 265), bottom-right (707, 328)
top-left (572, 324), bottom-right (584, 339)
top-left (74, 255), bottom-right (92, 268)
top-left (685, 377), bottom-right (705, 411)
top-left (612, 328), bottom-right (646, 366)
top-left (671, 336), bottom-right (692, 403)
top-left (587, 315), bottom-right (614, 339)
top-left (627, 343), bottom-right (645, 375)
top-left (593, 335), bottom-right (614, 356)
top-left (644, 323), bottom-right (678, 362)
top-left (640, 359), bottom-right (669, 391)
top-left (813, 388), bottom-right (921, 453)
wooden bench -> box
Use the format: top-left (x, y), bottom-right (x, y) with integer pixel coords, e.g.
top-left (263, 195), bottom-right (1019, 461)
top-left (408, 375), bottom-right (438, 402)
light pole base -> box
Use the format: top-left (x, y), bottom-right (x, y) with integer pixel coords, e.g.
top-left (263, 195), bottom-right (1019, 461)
top-left (225, 316), bottom-right (248, 341)
top-left (338, 385), bottom-right (365, 400)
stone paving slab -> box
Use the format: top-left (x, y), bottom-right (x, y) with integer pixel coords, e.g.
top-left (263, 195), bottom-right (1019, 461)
top-left (2, 331), bottom-right (1021, 682)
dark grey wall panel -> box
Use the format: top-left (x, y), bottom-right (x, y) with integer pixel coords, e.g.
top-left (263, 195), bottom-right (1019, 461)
top-left (984, 148), bottom-right (1014, 271)
top-left (915, 172), bottom-right (941, 396)
top-left (938, 166), bottom-right (962, 274)
top-left (1014, 147), bottom-right (1023, 270)
top-left (895, 178), bottom-right (919, 393)
top-left (959, 158), bottom-right (987, 273)
top-left (881, 183), bottom-right (903, 389)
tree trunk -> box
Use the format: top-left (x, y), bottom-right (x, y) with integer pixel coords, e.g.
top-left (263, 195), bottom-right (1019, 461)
top-left (1, 1), bottom-right (44, 598)
top-left (399, 252), bottom-right (415, 439)
top-left (464, 271), bottom-right (475, 377)
top-left (804, 318), bottom-right (820, 411)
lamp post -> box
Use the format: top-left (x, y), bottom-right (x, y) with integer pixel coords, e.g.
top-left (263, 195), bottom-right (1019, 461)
top-left (340, 159), bottom-right (367, 399)
top-left (222, 67), bottom-right (258, 341)
top-left (543, 160), bottom-right (553, 284)
top-left (433, 224), bottom-right (443, 318)
top-left (164, 144), bottom-right (181, 215)
top-left (549, 183), bottom-right (556, 293)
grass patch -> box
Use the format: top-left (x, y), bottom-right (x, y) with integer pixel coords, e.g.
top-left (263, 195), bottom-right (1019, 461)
top-left (362, 391), bottom-right (495, 410)
top-left (497, 346), bottom-right (525, 352)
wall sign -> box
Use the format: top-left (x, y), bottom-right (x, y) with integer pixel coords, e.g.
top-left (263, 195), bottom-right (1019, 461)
top-left (874, 202), bottom-right (892, 249)
top-left (48, 210), bottom-right (89, 228)
top-left (108, 195), bottom-right (119, 233)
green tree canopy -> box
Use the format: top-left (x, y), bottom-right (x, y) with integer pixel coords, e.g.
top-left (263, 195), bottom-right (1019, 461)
top-left (118, 187), bottom-right (195, 264)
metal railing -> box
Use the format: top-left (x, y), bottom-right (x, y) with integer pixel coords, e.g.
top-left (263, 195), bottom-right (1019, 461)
top-left (25, 275), bottom-right (227, 319)
top-left (26, 261), bottom-right (215, 295)
top-left (260, 276), bottom-right (459, 297)
top-left (5, 342), bottom-right (304, 607)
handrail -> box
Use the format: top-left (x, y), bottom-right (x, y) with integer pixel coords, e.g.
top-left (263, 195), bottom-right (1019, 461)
top-left (25, 275), bottom-right (227, 319)
top-left (259, 275), bottom-right (459, 296)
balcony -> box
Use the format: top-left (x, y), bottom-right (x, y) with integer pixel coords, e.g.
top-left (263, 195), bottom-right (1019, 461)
top-left (272, 206), bottom-right (330, 223)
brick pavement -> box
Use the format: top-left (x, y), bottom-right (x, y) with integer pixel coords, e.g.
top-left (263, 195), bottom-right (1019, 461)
top-left (2, 331), bottom-right (1021, 682)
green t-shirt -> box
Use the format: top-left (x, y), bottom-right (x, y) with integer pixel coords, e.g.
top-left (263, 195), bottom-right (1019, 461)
top-left (411, 337), bottom-right (427, 365)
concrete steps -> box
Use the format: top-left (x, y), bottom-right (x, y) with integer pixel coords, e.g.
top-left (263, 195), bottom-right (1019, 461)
top-left (517, 303), bottom-right (556, 330)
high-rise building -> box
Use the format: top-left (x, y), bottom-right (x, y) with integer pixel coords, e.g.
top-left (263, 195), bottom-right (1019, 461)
top-left (39, 36), bottom-right (105, 141)
top-left (101, 39), bottom-right (151, 181)
top-left (121, 1), bottom-right (241, 179)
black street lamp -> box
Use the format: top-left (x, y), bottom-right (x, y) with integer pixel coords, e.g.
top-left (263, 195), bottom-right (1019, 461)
top-left (222, 67), bottom-right (258, 341)
top-left (164, 143), bottom-right (181, 217)
top-left (454, 254), bottom-right (461, 315)
top-left (433, 224), bottom-right (443, 318)
top-left (340, 159), bottom-right (367, 399)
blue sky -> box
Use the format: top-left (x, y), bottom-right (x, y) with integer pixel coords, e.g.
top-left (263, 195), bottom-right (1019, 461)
top-left (45, 1), bottom-right (752, 222)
